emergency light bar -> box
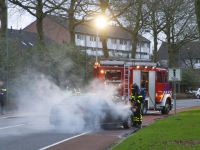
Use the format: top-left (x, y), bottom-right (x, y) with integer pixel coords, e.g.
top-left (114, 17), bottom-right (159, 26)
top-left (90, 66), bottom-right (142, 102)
top-left (100, 59), bottom-right (157, 67)
top-left (100, 60), bottom-right (124, 65)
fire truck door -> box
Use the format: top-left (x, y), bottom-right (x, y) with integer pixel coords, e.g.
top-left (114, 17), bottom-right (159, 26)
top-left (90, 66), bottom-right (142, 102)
top-left (148, 71), bottom-right (155, 108)
top-left (133, 70), bottom-right (141, 88)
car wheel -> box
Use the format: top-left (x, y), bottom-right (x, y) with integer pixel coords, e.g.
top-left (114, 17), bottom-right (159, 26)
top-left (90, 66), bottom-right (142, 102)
top-left (142, 102), bottom-right (147, 116)
top-left (92, 115), bottom-right (101, 130)
top-left (197, 95), bottom-right (200, 99)
top-left (123, 114), bottom-right (133, 129)
top-left (161, 100), bottom-right (170, 114)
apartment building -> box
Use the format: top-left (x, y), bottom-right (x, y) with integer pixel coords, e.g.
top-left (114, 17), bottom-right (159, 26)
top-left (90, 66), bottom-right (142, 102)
top-left (24, 15), bottom-right (151, 59)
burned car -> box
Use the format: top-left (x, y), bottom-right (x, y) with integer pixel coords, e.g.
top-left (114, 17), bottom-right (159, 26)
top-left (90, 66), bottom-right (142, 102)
top-left (49, 94), bottom-right (133, 130)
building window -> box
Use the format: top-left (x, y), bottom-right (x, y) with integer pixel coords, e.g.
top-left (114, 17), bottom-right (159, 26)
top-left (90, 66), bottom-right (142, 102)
top-left (111, 38), bottom-right (116, 44)
top-left (157, 72), bottom-right (162, 83)
top-left (120, 39), bottom-right (123, 45)
top-left (124, 40), bottom-right (127, 45)
top-left (90, 36), bottom-right (96, 41)
top-left (77, 34), bottom-right (85, 40)
top-left (163, 72), bottom-right (167, 83)
top-left (127, 40), bottom-right (131, 45)
top-left (119, 39), bottom-right (128, 45)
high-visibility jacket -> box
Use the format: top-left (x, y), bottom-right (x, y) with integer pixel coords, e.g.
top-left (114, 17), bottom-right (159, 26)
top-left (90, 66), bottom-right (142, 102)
top-left (66, 86), bottom-right (81, 94)
top-left (131, 92), bottom-right (143, 106)
top-left (0, 86), bottom-right (6, 96)
top-left (74, 88), bottom-right (81, 94)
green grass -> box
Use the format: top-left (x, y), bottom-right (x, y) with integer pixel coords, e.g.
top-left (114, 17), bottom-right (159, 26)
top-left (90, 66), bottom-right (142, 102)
top-left (111, 108), bottom-right (200, 150)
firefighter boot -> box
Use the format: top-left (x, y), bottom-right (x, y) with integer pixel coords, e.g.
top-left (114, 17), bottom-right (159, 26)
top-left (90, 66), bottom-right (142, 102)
top-left (132, 121), bottom-right (138, 127)
top-left (136, 121), bottom-right (142, 129)
top-left (135, 125), bottom-right (142, 129)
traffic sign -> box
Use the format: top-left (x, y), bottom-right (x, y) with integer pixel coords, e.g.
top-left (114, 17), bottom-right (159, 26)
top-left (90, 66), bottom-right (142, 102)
top-left (168, 68), bottom-right (181, 82)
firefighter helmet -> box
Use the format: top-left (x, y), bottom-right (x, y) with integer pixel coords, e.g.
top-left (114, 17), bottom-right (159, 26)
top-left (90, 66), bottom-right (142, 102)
top-left (131, 83), bottom-right (139, 93)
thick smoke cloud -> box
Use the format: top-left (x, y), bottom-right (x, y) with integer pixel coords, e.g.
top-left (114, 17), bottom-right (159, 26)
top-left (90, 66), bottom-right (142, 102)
top-left (5, 49), bottom-right (131, 135)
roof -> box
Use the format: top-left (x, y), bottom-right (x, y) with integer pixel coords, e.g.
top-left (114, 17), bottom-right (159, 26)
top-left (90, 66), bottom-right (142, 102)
top-left (157, 42), bottom-right (168, 61)
top-left (3, 29), bottom-right (54, 50)
top-left (158, 41), bottom-right (200, 61)
top-left (47, 15), bottom-right (150, 43)
top-left (179, 41), bottom-right (200, 59)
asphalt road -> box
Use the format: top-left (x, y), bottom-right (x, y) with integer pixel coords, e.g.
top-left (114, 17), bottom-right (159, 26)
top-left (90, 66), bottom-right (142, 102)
top-left (0, 99), bottom-right (200, 150)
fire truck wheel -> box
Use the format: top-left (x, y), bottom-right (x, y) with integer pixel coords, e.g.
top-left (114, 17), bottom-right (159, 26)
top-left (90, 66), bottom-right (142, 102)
top-left (142, 102), bottom-right (147, 115)
top-left (161, 100), bottom-right (170, 114)
top-left (123, 114), bottom-right (133, 129)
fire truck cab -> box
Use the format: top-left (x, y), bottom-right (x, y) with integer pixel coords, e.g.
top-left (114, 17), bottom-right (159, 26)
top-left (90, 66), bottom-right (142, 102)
top-left (93, 58), bottom-right (173, 115)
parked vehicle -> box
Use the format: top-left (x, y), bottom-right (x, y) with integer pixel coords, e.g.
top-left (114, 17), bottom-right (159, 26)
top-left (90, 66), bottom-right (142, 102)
top-left (49, 94), bottom-right (133, 130)
top-left (196, 88), bottom-right (200, 99)
top-left (93, 58), bottom-right (173, 115)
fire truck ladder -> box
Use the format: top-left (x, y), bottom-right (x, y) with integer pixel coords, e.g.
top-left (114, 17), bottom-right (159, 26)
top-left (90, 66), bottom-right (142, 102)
top-left (123, 64), bottom-right (130, 99)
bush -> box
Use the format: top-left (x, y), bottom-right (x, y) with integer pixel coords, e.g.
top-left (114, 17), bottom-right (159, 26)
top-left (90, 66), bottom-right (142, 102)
top-left (176, 93), bottom-right (196, 99)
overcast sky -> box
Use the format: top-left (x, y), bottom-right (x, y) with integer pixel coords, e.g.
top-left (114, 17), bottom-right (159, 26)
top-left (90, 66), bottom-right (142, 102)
top-left (8, 10), bottom-right (35, 29)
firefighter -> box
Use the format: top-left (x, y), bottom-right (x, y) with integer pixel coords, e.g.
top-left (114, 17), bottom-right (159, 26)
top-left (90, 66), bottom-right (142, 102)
top-left (0, 81), bottom-right (6, 115)
top-left (112, 84), bottom-right (121, 103)
top-left (65, 82), bottom-right (75, 94)
top-left (74, 88), bottom-right (81, 95)
top-left (112, 90), bottom-right (120, 103)
top-left (66, 82), bottom-right (81, 94)
top-left (131, 83), bottom-right (143, 128)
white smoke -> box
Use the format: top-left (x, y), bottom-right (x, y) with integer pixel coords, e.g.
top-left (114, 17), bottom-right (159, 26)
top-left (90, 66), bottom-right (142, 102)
top-left (4, 65), bottom-right (131, 135)
top-left (41, 77), bottom-right (132, 134)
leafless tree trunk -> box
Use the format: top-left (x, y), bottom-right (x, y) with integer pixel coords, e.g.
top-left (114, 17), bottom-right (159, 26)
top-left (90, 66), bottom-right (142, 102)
top-left (0, 0), bottom-right (7, 39)
top-left (195, 0), bottom-right (200, 38)
top-left (145, 0), bottom-right (166, 63)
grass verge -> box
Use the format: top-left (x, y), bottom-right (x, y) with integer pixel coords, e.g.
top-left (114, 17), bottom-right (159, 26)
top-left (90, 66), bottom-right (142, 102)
top-left (111, 108), bottom-right (200, 150)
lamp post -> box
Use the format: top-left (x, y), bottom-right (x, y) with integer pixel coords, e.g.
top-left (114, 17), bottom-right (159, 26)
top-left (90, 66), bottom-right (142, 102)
top-left (96, 28), bottom-right (98, 62)
top-left (5, 0), bottom-right (8, 112)
top-left (140, 41), bottom-right (141, 59)
top-left (95, 16), bottom-right (107, 62)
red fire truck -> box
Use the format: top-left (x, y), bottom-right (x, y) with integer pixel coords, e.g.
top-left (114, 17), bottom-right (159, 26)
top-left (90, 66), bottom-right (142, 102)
top-left (93, 58), bottom-right (173, 115)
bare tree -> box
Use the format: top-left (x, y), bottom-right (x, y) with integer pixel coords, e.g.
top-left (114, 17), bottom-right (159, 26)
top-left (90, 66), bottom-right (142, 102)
top-left (54, 0), bottom-right (94, 44)
top-left (160, 0), bottom-right (197, 67)
top-left (145, 0), bottom-right (166, 63)
top-left (8, 0), bottom-right (66, 45)
top-left (110, 0), bottom-right (149, 58)
top-left (56, 0), bottom-right (132, 58)
top-left (90, 0), bottom-right (132, 58)
top-left (195, 0), bottom-right (200, 38)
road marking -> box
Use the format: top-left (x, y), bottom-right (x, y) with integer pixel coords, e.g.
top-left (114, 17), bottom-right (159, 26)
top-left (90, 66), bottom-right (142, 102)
top-left (39, 131), bottom-right (91, 150)
top-left (0, 122), bottom-right (34, 130)
top-left (0, 113), bottom-right (37, 119)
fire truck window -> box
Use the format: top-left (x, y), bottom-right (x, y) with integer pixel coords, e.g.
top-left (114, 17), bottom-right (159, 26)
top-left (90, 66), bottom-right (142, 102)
top-left (157, 72), bottom-right (162, 83)
top-left (105, 70), bottom-right (121, 81)
top-left (141, 72), bottom-right (148, 88)
top-left (163, 72), bottom-right (167, 83)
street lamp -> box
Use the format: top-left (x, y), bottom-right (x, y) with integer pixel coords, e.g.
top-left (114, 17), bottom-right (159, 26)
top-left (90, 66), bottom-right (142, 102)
top-left (95, 16), bottom-right (107, 62)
